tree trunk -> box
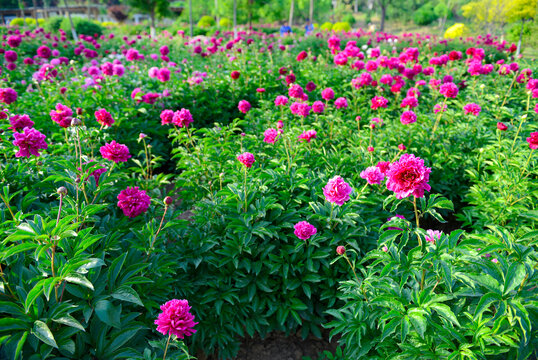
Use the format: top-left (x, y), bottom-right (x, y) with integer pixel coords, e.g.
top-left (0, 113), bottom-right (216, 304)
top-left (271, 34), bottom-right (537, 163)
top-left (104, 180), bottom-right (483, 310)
top-left (380, 4), bottom-right (386, 31)
top-left (233, 0), bottom-right (237, 38)
top-left (86, 0), bottom-right (91, 20)
top-left (150, 7), bottom-right (156, 38)
top-left (288, 0), bottom-right (294, 28)
top-left (189, 0), bottom-right (194, 37)
top-left (516, 19), bottom-right (524, 56)
top-left (18, 0), bottom-right (25, 25)
top-left (215, 0), bottom-right (219, 28)
top-left (63, 0), bottom-right (78, 41)
top-left (309, 0), bottom-right (314, 23)
top-left (354, 0), bottom-right (358, 13)
top-left (248, 0), bottom-right (252, 30)
top-left (32, 0), bottom-right (38, 26)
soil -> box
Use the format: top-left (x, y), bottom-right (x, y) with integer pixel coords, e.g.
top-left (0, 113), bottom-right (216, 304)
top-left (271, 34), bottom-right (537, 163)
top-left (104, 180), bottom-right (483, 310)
top-left (233, 331), bottom-right (338, 360)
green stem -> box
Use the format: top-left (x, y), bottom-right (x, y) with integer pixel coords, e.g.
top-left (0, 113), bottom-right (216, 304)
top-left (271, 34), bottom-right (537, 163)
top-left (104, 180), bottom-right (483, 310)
top-left (413, 197), bottom-right (422, 247)
top-left (163, 333), bottom-right (172, 360)
top-left (243, 166), bottom-right (248, 212)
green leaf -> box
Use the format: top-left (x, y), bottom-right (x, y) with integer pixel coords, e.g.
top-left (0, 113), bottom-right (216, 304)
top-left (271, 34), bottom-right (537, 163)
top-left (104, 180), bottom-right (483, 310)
top-left (52, 315), bottom-right (85, 332)
top-left (430, 304), bottom-right (460, 327)
top-left (111, 286), bottom-right (143, 307)
top-left (408, 311), bottom-right (427, 339)
top-left (474, 292), bottom-right (502, 320)
top-left (503, 263), bottom-right (525, 295)
top-left (25, 280), bottom-right (45, 313)
top-left (95, 300), bottom-right (121, 328)
top-left (64, 273), bottom-right (94, 291)
top-left (32, 320), bottom-right (58, 348)
top-left (15, 331), bottom-right (28, 360)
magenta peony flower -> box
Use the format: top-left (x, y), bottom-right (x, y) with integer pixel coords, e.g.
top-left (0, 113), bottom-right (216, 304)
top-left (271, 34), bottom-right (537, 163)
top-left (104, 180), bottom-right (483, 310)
top-left (117, 186), bottom-right (151, 218)
top-left (439, 82), bottom-right (459, 98)
top-left (305, 81), bottom-right (316, 92)
top-left (288, 84), bottom-right (304, 99)
top-left (527, 132), bottom-right (538, 149)
top-left (172, 108), bottom-right (193, 127)
top-left (497, 122), bottom-right (508, 131)
top-left (463, 103), bottom-right (481, 116)
top-left (7, 35), bottom-right (22, 48)
top-left (100, 141), bottom-right (131, 163)
top-left (36, 45), bottom-right (52, 59)
top-left (4, 50), bottom-right (18, 63)
top-left (238, 100), bottom-right (251, 114)
top-left (0, 87), bottom-right (18, 105)
top-left (323, 176), bottom-right (353, 206)
top-left (425, 229), bottom-right (442, 244)
top-left (95, 109), bottom-right (114, 127)
top-left (321, 88), bottom-right (335, 101)
top-left (157, 67), bottom-right (171, 82)
top-left (296, 50), bottom-right (308, 62)
top-left (386, 154), bottom-right (431, 199)
top-left (290, 102), bottom-right (311, 117)
top-left (311, 101), bottom-right (325, 113)
top-left (298, 130), bottom-right (317, 143)
top-left (334, 97), bottom-right (348, 109)
top-left (376, 161), bottom-right (391, 175)
top-left (400, 110), bottom-right (417, 125)
top-left (275, 95), bottom-right (289, 106)
top-left (155, 299), bottom-right (198, 339)
top-left (433, 103), bottom-right (447, 113)
top-left (263, 128), bottom-right (279, 144)
top-left (294, 221), bottom-right (317, 240)
top-left (160, 109), bottom-right (174, 125)
top-left (230, 70), bottom-right (240, 80)
top-left (9, 114), bottom-right (34, 131)
top-left (371, 96), bottom-right (388, 110)
top-left (237, 152), bottom-right (255, 168)
top-left (50, 103), bottom-right (73, 128)
top-left (360, 166), bottom-right (385, 185)
top-left (13, 127), bottom-right (48, 158)
top-left (400, 96), bottom-right (418, 109)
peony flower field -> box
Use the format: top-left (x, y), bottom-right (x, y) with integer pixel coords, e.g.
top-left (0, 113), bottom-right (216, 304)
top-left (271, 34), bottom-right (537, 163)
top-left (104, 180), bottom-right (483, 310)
top-left (0, 25), bottom-right (537, 360)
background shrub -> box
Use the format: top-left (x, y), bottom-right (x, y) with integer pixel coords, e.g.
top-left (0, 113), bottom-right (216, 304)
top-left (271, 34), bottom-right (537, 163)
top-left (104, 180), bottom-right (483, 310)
top-left (332, 22), bottom-right (351, 32)
top-left (197, 15), bottom-right (216, 28)
top-left (60, 17), bottom-right (103, 37)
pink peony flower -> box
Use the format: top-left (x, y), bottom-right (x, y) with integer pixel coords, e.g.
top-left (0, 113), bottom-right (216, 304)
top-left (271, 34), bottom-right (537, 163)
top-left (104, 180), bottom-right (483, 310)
top-left (336, 246), bottom-right (346, 255)
top-left (323, 176), bottom-right (353, 206)
top-left (13, 127), bottom-right (48, 158)
top-left (298, 130), bottom-right (317, 143)
top-left (398, 143), bottom-right (406, 151)
top-left (400, 110), bottom-right (417, 125)
top-left (376, 161), bottom-right (391, 175)
top-left (425, 229), bottom-right (442, 243)
top-left (0, 87), bottom-right (17, 105)
top-left (9, 114), bottom-right (34, 131)
top-left (497, 122), bottom-right (508, 131)
top-left (433, 103), bottom-right (447, 113)
top-left (334, 97), bottom-right (348, 109)
top-left (100, 141), bottom-right (131, 163)
top-left (117, 186), bottom-right (151, 218)
top-left (290, 102), bottom-right (311, 117)
top-left (294, 221), bottom-right (317, 240)
top-left (237, 152), bottom-right (255, 168)
top-left (275, 95), bottom-right (289, 106)
top-left (463, 103), bottom-right (481, 116)
top-left (296, 51), bottom-right (308, 62)
top-left (288, 84), bottom-right (304, 99)
top-left (95, 109), bottom-right (114, 127)
top-left (50, 103), bottom-right (73, 128)
top-left (527, 132), bottom-right (538, 149)
top-left (439, 82), bottom-right (459, 98)
top-left (238, 100), bottom-right (251, 114)
top-left (371, 96), bottom-right (388, 110)
top-left (311, 101), bottom-right (325, 113)
top-left (160, 109), bottom-right (174, 125)
top-left (386, 154), bottom-right (431, 199)
top-left (400, 96), bottom-right (418, 109)
top-left (263, 128), bottom-right (279, 144)
top-left (157, 67), bottom-right (171, 82)
top-left (172, 108), bottom-right (193, 127)
top-left (155, 299), bottom-right (198, 339)
top-left (321, 88), bottom-right (335, 101)
top-left (360, 166), bottom-right (385, 185)
top-left (37, 45), bottom-right (52, 59)
top-left (230, 70), bottom-right (240, 80)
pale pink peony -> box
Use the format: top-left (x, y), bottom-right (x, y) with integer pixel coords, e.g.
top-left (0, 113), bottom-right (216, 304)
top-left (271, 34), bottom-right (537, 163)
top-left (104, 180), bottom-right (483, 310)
top-left (386, 154), bottom-right (431, 199)
top-left (155, 299), bottom-right (198, 339)
top-left (294, 221), bottom-right (317, 240)
top-left (13, 127), bottom-right (48, 158)
top-left (100, 141), bottom-right (131, 163)
top-left (323, 176), bottom-right (353, 206)
top-left (425, 229), bottom-right (442, 243)
top-left (360, 166), bottom-right (385, 185)
top-left (117, 186), bottom-right (151, 218)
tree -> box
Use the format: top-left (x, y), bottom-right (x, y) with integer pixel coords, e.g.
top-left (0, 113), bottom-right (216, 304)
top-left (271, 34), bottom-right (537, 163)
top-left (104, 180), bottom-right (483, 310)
top-left (289, 0), bottom-right (294, 27)
top-left (506, 0), bottom-right (537, 55)
top-left (189, 0), bottom-right (193, 36)
top-left (63, 0), bottom-right (78, 41)
top-left (124, 0), bottom-right (170, 38)
top-left (378, 0), bottom-right (390, 31)
top-left (462, 0), bottom-right (513, 34)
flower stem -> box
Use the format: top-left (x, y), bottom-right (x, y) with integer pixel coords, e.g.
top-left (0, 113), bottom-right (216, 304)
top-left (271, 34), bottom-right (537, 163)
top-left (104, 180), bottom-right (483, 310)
top-left (521, 149), bottom-right (535, 176)
top-left (412, 197), bottom-right (422, 247)
top-left (243, 166), bottom-right (248, 212)
top-left (147, 205), bottom-right (169, 258)
top-left (163, 333), bottom-right (172, 360)
top-left (0, 193), bottom-right (15, 220)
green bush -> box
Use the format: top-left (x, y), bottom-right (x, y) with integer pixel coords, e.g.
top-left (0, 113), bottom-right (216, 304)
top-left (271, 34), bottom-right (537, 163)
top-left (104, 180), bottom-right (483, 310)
top-left (332, 22), bottom-right (351, 32)
top-left (413, 2), bottom-right (438, 26)
top-left (219, 17), bottom-right (232, 28)
top-left (343, 14), bottom-right (356, 26)
top-left (42, 16), bottom-right (64, 32)
top-left (197, 15), bottom-right (215, 28)
top-left (320, 22), bottom-right (333, 31)
top-left (60, 17), bottom-right (103, 38)
top-left (9, 18), bottom-right (25, 27)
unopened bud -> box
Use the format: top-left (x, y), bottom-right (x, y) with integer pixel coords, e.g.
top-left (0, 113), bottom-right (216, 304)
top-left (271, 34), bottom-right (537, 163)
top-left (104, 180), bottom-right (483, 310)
top-left (164, 196), bottom-right (173, 206)
top-left (336, 246), bottom-right (346, 255)
top-left (71, 118), bottom-right (82, 126)
top-left (57, 187), bottom-right (67, 195)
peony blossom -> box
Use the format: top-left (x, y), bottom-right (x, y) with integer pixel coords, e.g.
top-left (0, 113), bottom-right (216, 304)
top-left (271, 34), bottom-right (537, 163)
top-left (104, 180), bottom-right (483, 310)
top-left (371, 96), bottom-right (388, 110)
top-left (172, 108), bottom-right (193, 127)
top-left (275, 95), bottom-right (289, 106)
top-left (321, 88), bottom-right (335, 101)
top-left (13, 127), bottom-right (48, 158)
top-left (463, 103), bottom-right (481, 116)
top-left (336, 246), bottom-right (346, 255)
top-left (50, 103), bottom-right (73, 128)
top-left (334, 97), bottom-right (348, 109)
top-left (439, 82), bottom-right (459, 98)
top-left (0, 87), bottom-right (18, 105)
top-left (117, 186), bottom-right (151, 218)
top-left (294, 221), bottom-right (317, 240)
top-left (95, 109), bottom-right (114, 127)
top-left (400, 110), bottom-right (417, 125)
top-left (527, 132), bottom-right (538, 149)
top-left (100, 141), bottom-right (131, 163)
top-left (425, 229), bottom-right (442, 243)
top-left (263, 128), bottom-right (279, 144)
top-left (155, 299), bottom-right (198, 339)
top-left (386, 154), bottom-right (431, 199)
top-left (323, 176), bottom-right (353, 206)
top-left (311, 101), bottom-right (325, 113)
top-left (9, 114), bottom-right (34, 131)
top-left (238, 100), bottom-right (251, 114)
top-left (360, 166), bottom-right (385, 185)
top-left (298, 130), bottom-right (317, 143)
top-left (160, 109), bottom-right (174, 125)
top-left (237, 152), bottom-right (255, 168)
top-left (497, 122), bottom-right (508, 131)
